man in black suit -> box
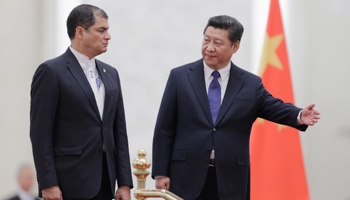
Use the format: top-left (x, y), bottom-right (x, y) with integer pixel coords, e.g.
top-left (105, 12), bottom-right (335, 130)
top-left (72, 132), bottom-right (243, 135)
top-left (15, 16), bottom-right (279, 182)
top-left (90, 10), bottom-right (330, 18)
top-left (7, 165), bottom-right (39, 200)
top-left (152, 15), bottom-right (320, 200)
top-left (30, 4), bottom-right (133, 200)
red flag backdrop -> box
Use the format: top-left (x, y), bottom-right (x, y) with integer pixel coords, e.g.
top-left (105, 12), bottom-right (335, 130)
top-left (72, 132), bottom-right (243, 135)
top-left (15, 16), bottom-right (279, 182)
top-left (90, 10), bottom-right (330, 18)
top-left (250, 0), bottom-right (310, 199)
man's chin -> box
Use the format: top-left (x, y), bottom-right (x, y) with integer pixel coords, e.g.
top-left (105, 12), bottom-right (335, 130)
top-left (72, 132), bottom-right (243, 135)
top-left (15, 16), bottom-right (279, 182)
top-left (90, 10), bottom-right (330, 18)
top-left (204, 59), bottom-right (217, 67)
top-left (100, 48), bottom-right (108, 54)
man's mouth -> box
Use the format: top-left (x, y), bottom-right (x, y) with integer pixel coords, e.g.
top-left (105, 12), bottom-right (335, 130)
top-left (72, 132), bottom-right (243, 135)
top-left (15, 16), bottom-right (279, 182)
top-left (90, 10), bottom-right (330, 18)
top-left (205, 54), bottom-right (216, 58)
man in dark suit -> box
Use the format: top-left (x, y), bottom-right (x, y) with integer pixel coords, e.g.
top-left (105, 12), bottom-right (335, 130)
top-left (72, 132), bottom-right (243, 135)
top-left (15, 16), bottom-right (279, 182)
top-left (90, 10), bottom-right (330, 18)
top-left (152, 15), bottom-right (320, 200)
top-left (30, 4), bottom-right (133, 200)
top-left (6, 165), bottom-right (40, 200)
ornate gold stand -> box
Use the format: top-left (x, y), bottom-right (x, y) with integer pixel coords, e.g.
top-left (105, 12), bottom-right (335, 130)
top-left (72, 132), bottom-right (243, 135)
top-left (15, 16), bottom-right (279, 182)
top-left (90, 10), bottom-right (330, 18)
top-left (133, 150), bottom-right (184, 200)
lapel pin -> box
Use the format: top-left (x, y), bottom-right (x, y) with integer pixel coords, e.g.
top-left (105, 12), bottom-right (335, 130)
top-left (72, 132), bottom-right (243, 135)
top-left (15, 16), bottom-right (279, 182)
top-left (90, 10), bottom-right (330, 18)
top-left (103, 69), bottom-right (106, 73)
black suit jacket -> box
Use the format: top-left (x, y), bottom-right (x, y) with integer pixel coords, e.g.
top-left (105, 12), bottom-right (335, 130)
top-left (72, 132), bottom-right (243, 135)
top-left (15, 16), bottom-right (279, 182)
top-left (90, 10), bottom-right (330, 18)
top-left (30, 48), bottom-right (133, 199)
top-left (152, 59), bottom-right (307, 200)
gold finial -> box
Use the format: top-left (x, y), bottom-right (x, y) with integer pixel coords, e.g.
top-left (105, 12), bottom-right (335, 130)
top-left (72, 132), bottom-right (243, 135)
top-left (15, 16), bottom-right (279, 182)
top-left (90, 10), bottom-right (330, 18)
top-left (133, 150), bottom-right (151, 190)
top-left (132, 150), bottom-right (183, 200)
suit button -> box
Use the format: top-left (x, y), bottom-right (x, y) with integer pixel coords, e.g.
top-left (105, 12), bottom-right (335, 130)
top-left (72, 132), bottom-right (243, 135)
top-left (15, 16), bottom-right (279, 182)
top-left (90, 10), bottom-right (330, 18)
top-left (207, 148), bottom-right (211, 152)
top-left (213, 128), bottom-right (216, 131)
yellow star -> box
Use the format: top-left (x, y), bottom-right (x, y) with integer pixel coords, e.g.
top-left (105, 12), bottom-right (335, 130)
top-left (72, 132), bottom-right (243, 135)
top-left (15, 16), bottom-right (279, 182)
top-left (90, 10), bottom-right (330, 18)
top-left (277, 124), bottom-right (287, 132)
top-left (256, 118), bottom-right (287, 132)
top-left (256, 117), bottom-right (265, 125)
top-left (258, 33), bottom-right (284, 76)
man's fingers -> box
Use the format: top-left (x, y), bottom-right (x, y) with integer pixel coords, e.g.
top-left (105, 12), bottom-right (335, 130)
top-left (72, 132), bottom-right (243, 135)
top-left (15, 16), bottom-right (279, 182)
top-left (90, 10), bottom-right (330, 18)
top-left (155, 177), bottom-right (170, 190)
top-left (156, 183), bottom-right (169, 190)
top-left (115, 191), bottom-right (122, 200)
top-left (155, 181), bottom-right (163, 189)
top-left (155, 184), bottom-right (165, 189)
top-left (314, 110), bottom-right (321, 115)
top-left (307, 104), bottom-right (315, 110)
top-left (115, 186), bottom-right (131, 200)
top-left (42, 186), bottom-right (63, 200)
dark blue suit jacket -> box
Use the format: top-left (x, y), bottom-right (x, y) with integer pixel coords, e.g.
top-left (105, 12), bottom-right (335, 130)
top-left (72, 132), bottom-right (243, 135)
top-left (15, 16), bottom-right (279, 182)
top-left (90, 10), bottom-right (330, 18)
top-left (30, 48), bottom-right (133, 199)
top-left (152, 59), bottom-right (307, 200)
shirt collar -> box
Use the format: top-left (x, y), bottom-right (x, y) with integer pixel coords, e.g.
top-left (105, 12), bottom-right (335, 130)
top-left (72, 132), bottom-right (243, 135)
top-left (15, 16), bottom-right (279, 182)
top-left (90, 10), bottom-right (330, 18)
top-left (203, 61), bottom-right (231, 81)
top-left (69, 46), bottom-right (96, 70)
top-left (17, 187), bottom-right (34, 200)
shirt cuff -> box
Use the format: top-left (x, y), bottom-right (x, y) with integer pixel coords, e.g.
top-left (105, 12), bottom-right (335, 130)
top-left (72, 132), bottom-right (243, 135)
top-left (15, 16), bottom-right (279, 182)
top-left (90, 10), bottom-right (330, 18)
top-left (297, 110), bottom-right (303, 125)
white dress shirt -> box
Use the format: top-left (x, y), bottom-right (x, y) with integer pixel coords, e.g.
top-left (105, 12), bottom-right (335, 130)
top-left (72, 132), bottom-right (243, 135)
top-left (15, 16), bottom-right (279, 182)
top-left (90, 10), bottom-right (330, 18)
top-left (203, 61), bottom-right (231, 159)
top-left (203, 61), bottom-right (231, 104)
top-left (17, 188), bottom-right (36, 200)
top-left (69, 46), bottom-right (105, 120)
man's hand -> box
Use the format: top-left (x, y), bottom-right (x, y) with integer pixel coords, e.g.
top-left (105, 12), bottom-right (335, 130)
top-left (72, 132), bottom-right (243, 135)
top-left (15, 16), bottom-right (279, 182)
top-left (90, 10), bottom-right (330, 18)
top-left (300, 104), bottom-right (321, 126)
top-left (42, 186), bottom-right (63, 200)
top-left (155, 176), bottom-right (170, 190)
top-left (115, 185), bottom-right (131, 200)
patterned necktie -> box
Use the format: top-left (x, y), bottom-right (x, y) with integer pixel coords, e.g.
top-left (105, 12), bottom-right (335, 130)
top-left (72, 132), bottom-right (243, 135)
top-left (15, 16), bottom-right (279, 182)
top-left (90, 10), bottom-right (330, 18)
top-left (208, 71), bottom-right (221, 124)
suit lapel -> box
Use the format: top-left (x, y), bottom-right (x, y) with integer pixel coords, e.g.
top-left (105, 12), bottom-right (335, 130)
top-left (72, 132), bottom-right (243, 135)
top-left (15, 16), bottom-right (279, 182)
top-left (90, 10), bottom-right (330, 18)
top-left (65, 48), bottom-right (102, 121)
top-left (187, 60), bottom-right (213, 125)
top-left (215, 62), bottom-right (246, 126)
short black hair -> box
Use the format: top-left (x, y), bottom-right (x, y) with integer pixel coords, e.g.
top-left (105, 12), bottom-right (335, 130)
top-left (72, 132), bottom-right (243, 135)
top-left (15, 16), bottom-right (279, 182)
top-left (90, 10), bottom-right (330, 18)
top-left (203, 15), bottom-right (244, 44)
top-left (67, 4), bottom-right (108, 39)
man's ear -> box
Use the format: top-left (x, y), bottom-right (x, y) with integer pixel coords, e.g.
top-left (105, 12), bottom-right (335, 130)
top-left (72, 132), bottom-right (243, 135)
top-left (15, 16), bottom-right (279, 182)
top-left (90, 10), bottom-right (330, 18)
top-left (232, 41), bottom-right (240, 54)
top-left (75, 26), bottom-right (84, 40)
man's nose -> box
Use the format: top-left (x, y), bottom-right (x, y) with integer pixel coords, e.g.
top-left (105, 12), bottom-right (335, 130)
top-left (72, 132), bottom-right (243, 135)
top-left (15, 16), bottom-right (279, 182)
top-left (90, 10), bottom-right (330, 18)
top-left (207, 43), bottom-right (215, 51)
top-left (105, 32), bottom-right (111, 40)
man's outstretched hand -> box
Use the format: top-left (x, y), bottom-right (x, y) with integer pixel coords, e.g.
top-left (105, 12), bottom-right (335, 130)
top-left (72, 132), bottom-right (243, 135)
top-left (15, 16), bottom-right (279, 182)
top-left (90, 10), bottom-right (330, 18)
top-left (300, 104), bottom-right (321, 126)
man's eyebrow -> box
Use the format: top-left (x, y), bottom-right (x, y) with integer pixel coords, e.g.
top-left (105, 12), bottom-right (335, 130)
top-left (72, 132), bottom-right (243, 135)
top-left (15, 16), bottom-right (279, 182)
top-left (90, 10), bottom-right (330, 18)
top-left (98, 27), bottom-right (108, 30)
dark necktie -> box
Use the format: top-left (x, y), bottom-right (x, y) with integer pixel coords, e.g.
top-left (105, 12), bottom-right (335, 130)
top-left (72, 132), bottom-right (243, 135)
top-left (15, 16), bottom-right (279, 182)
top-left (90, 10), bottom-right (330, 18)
top-left (208, 71), bottom-right (221, 124)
